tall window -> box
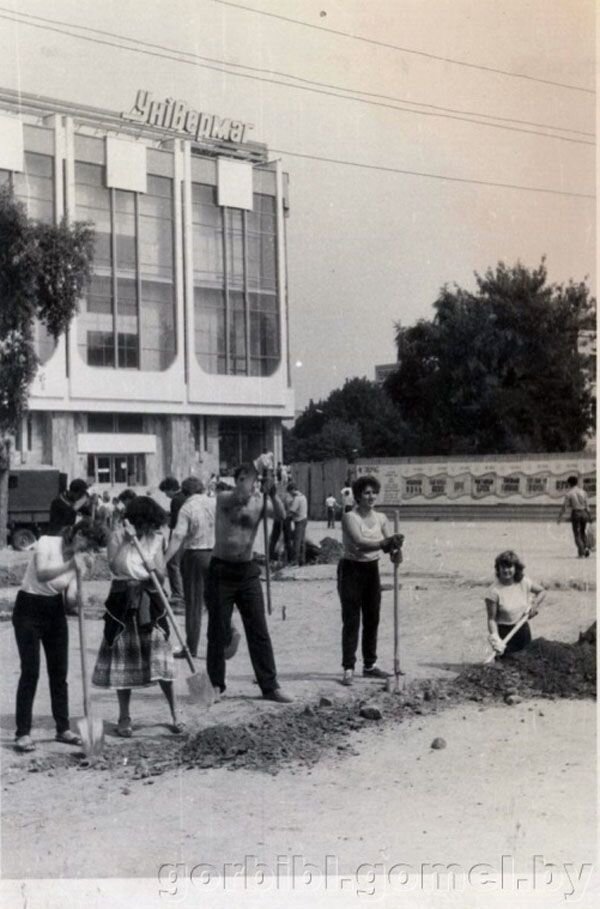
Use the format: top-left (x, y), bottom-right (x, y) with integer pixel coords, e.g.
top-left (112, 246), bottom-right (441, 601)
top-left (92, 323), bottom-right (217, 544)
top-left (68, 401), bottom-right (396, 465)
top-left (75, 163), bottom-right (176, 370)
top-left (0, 152), bottom-right (56, 363)
top-left (193, 184), bottom-right (280, 376)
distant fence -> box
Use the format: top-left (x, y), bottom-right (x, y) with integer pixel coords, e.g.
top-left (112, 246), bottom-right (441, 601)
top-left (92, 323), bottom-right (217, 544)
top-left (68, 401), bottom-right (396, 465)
top-left (292, 453), bottom-right (596, 522)
top-left (290, 459), bottom-right (349, 520)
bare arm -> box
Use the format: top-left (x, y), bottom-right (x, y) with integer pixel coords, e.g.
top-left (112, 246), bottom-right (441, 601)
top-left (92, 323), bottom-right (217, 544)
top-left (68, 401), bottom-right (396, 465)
top-left (485, 597), bottom-right (500, 637)
top-left (34, 549), bottom-right (75, 583)
top-left (342, 511), bottom-right (400, 553)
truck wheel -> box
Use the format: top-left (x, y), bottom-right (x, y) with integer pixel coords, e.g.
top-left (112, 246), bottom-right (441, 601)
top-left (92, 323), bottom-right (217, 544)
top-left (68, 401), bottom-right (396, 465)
top-left (11, 528), bottom-right (38, 551)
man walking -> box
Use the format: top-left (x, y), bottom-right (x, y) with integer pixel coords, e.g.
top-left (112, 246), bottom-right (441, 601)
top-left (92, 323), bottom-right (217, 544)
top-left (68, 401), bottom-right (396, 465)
top-left (557, 475), bottom-right (592, 558)
top-left (206, 463), bottom-right (292, 702)
top-left (325, 492), bottom-right (338, 529)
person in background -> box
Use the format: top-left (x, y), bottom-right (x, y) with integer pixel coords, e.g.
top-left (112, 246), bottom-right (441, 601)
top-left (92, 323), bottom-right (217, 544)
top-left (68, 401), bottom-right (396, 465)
top-left (48, 479), bottom-right (91, 535)
top-left (340, 482), bottom-right (355, 514)
top-left (286, 482), bottom-right (308, 566)
top-left (91, 496), bottom-right (184, 737)
top-left (112, 489), bottom-right (138, 528)
top-left (557, 475), bottom-right (592, 558)
top-left (96, 491), bottom-right (115, 530)
top-left (12, 518), bottom-right (108, 752)
top-left (325, 492), bottom-right (338, 529)
top-left (159, 477), bottom-right (186, 608)
top-left (254, 449), bottom-right (274, 476)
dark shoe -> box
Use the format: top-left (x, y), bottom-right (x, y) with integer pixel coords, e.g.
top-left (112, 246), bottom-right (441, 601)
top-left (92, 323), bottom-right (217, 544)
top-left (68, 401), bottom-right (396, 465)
top-left (262, 688), bottom-right (293, 704)
top-left (224, 626), bottom-right (241, 661)
top-left (585, 548), bottom-right (591, 557)
top-left (363, 665), bottom-right (390, 679)
top-left (116, 718), bottom-right (133, 738)
top-left (55, 730), bottom-right (82, 746)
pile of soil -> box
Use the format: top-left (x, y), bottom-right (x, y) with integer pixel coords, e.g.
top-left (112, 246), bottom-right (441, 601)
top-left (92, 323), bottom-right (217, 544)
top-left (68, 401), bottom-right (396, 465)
top-left (316, 537), bottom-right (344, 564)
top-left (451, 630), bottom-right (596, 701)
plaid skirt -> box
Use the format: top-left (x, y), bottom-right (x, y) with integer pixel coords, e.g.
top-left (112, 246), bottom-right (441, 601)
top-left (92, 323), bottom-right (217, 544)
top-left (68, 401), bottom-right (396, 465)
top-left (92, 598), bottom-right (175, 690)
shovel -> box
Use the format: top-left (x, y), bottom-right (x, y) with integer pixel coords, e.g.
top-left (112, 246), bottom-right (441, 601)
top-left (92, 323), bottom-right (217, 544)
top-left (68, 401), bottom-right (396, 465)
top-left (130, 535), bottom-right (216, 707)
top-left (76, 575), bottom-right (105, 758)
top-left (391, 510), bottom-right (404, 692)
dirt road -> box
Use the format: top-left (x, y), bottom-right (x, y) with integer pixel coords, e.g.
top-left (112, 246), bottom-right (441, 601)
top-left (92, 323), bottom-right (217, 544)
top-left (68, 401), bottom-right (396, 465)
top-left (0, 520), bottom-right (596, 907)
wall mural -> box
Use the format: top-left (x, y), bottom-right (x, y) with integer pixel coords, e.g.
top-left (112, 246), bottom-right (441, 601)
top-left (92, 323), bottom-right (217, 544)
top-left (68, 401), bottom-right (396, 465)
top-left (355, 456), bottom-right (596, 506)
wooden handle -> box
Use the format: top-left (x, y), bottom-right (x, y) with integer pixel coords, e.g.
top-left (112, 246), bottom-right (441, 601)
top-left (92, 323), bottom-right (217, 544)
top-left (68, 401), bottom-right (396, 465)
top-left (76, 574), bottom-right (91, 719)
top-left (263, 491), bottom-right (272, 616)
top-left (393, 510), bottom-right (400, 678)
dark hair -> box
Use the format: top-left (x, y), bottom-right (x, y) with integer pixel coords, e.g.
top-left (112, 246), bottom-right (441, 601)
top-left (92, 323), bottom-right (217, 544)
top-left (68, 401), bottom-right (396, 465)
top-left (117, 489), bottom-right (137, 506)
top-left (68, 479), bottom-right (89, 498)
top-left (181, 476), bottom-right (204, 496)
top-left (567, 475), bottom-right (579, 488)
top-left (63, 518), bottom-right (108, 550)
top-left (286, 482), bottom-right (296, 492)
top-left (352, 475), bottom-right (381, 501)
top-left (494, 550), bottom-right (525, 583)
top-left (234, 462), bottom-right (257, 481)
top-left (124, 496), bottom-right (168, 536)
top-left (159, 476), bottom-right (180, 493)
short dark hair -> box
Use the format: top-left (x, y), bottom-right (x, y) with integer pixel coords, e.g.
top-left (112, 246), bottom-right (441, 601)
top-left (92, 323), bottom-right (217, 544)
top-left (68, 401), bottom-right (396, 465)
top-left (124, 496), bottom-right (168, 536)
top-left (234, 463), bottom-right (257, 481)
top-left (63, 518), bottom-right (108, 550)
top-left (69, 479), bottom-right (89, 498)
top-left (181, 476), bottom-right (204, 496)
top-left (352, 475), bottom-right (381, 501)
top-left (494, 550), bottom-right (525, 583)
top-left (159, 476), bottom-right (180, 493)
top-left (567, 475), bottom-right (579, 488)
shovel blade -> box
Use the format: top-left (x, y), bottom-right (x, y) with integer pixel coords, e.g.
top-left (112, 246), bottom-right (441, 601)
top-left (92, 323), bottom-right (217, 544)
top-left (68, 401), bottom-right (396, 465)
top-left (78, 716), bottom-right (105, 758)
top-left (186, 670), bottom-right (216, 707)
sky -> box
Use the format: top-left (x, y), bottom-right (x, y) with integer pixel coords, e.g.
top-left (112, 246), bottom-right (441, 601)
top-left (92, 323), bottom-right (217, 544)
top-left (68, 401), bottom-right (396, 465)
top-left (0, 0), bottom-right (595, 410)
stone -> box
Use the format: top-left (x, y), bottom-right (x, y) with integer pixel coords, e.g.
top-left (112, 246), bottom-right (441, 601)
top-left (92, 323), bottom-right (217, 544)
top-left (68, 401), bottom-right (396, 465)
top-left (431, 737), bottom-right (447, 750)
top-left (359, 706), bottom-right (383, 721)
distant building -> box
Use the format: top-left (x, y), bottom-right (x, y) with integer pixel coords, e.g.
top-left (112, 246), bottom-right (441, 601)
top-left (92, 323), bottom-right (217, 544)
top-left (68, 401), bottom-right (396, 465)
top-left (2, 87), bottom-right (294, 486)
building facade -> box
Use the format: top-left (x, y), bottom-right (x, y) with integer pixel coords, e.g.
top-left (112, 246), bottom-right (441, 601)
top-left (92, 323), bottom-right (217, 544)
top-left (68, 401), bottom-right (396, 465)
top-left (1, 88), bottom-right (294, 489)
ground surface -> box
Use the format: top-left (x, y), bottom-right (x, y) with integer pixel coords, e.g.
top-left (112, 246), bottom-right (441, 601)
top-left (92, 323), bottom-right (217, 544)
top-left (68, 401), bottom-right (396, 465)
top-left (0, 520), bottom-right (596, 908)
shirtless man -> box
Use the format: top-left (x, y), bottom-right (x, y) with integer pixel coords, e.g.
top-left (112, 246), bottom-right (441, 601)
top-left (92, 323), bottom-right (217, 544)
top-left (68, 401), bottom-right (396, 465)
top-left (206, 462), bottom-right (293, 703)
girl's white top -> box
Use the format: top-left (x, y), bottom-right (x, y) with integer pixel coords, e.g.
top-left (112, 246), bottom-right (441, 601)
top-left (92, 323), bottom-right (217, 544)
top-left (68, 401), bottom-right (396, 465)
top-left (20, 536), bottom-right (75, 597)
top-left (342, 509), bottom-right (387, 562)
top-left (109, 530), bottom-right (164, 581)
top-left (486, 576), bottom-right (534, 625)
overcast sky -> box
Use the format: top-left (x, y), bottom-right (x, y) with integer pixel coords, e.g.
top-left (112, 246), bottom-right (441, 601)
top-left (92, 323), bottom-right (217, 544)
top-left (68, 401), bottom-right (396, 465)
top-left (0, 0), bottom-right (595, 409)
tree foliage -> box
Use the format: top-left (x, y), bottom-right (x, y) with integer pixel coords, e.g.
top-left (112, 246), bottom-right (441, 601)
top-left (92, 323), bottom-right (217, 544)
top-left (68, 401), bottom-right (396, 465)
top-left (286, 377), bottom-right (412, 461)
top-left (0, 185), bottom-right (94, 434)
top-left (384, 261), bottom-right (596, 454)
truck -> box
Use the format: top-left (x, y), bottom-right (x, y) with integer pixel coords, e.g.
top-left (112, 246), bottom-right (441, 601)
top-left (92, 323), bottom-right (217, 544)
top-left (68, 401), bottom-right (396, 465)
top-left (7, 468), bottom-right (67, 550)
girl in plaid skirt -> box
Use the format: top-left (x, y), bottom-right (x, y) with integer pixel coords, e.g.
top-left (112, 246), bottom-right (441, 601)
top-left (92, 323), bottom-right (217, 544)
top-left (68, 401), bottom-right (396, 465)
top-left (92, 497), bottom-right (184, 737)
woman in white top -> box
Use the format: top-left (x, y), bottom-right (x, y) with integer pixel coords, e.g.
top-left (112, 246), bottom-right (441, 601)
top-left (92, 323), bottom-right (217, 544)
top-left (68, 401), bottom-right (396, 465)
top-left (92, 496), bottom-right (183, 737)
top-left (486, 550), bottom-right (544, 657)
top-left (338, 476), bottom-right (403, 686)
top-left (12, 519), bottom-right (108, 753)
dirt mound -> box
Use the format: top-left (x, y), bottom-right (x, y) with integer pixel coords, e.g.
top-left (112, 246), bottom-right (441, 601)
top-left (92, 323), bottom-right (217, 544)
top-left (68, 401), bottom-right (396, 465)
top-left (452, 635), bottom-right (596, 701)
top-left (316, 537), bottom-right (344, 564)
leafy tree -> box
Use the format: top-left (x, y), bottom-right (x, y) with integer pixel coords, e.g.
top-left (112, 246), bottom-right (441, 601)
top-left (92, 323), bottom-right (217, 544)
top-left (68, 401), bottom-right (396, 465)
top-left (286, 418), bottom-right (362, 462)
top-left (385, 260), bottom-right (596, 454)
top-left (0, 185), bottom-right (94, 545)
top-left (288, 377), bottom-right (412, 461)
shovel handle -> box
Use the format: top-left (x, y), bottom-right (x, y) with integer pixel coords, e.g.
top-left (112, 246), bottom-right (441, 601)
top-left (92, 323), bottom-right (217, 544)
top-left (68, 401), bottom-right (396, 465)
top-left (76, 574), bottom-right (91, 719)
top-left (262, 486), bottom-right (272, 616)
top-left (485, 610), bottom-right (531, 663)
top-left (392, 510), bottom-right (401, 682)
top-left (130, 534), bottom-right (196, 674)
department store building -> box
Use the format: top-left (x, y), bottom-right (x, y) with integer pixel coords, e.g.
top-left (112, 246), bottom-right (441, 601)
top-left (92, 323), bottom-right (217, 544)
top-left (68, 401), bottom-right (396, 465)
top-left (0, 87), bottom-right (294, 488)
